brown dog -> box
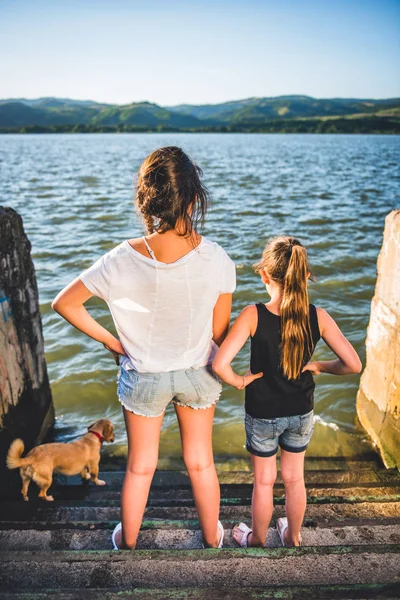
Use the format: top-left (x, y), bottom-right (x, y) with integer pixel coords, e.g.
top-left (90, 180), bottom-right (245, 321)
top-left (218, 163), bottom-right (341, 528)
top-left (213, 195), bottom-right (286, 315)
top-left (6, 419), bottom-right (115, 501)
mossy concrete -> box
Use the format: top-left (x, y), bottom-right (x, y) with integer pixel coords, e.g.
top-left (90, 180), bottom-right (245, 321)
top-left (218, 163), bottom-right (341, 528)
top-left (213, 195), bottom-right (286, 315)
top-left (0, 546), bottom-right (399, 589)
top-left (0, 500), bottom-right (399, 526)
top-left (1, 583), bottom-right (399, 599)
top-left (1, 465), bottom-right (399, 594)
top-left (1, 523), bottom-right (399, 551)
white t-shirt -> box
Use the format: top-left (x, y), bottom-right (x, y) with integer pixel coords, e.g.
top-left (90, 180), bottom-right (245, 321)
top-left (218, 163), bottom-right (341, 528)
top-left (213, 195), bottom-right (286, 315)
top-left (80, 237), bottom-right (236, 373)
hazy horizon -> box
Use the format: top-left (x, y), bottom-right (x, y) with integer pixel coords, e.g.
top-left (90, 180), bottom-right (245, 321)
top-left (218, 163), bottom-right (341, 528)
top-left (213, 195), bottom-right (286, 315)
top-left (2, 93), bottom-right (400, 107)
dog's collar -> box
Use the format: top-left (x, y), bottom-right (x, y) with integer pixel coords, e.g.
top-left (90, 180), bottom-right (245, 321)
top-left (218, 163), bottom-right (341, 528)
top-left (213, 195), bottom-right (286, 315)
top-left (88, 430), bottom-right (104, 444)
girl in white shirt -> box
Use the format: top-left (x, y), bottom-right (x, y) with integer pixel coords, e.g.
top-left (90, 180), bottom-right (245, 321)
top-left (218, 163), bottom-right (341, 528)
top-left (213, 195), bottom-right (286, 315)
top-left (52, 146), bottom-right (243, 550)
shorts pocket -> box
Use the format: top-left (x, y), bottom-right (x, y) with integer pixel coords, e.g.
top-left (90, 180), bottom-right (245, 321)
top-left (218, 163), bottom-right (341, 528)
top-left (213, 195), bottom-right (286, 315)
top-left (136, 373), bottom-right (161, 404)
top-left (118, 369), bottom-right (161, 404)
top-left (185, 366), bottom-right (222, 400)
top-left (251, 417), bottom-right (277, 443)
top-left (299, 410), bottom-right (314, 435)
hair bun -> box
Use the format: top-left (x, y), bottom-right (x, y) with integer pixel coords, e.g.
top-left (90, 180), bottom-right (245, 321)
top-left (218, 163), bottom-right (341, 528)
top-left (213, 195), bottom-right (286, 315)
top-left (145, 194), bottom-right (167, 218)
top-left (135, 146), bottom-right (209, 235)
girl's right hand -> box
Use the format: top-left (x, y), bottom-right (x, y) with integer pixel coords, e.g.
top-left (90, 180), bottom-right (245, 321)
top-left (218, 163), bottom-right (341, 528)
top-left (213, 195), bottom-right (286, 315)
top-left (237, 369), bottom-right (264, 389)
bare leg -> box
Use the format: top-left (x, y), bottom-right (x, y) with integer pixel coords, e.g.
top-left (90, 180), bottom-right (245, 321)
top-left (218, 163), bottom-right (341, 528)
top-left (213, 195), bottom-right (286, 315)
top-left (233, 453), bottom-right (277, 547)
top-left (280, 449), bottom-right (306, 546)
top-left (115, 408), bottom-right (164, 550)
top-left (174, 403), bottom-right (221, 548)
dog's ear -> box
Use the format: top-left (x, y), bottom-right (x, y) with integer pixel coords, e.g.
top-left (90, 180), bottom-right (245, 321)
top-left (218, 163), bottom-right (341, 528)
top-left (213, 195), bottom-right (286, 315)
top-left (103, 422), bottom-right (115, 443)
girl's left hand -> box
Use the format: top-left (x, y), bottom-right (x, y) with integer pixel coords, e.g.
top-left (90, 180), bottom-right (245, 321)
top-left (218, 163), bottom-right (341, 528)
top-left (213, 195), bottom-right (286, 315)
top-left (103, 339), bottom-right (127, 366)
top-left (302, 361), bottom-right (322, 375)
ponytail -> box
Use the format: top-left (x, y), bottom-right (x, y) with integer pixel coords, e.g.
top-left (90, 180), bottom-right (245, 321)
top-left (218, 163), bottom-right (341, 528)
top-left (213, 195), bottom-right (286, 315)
top-left (253, 236), bottom-right (315, 380)
top-left (280, 245), bottom-right (313, 379)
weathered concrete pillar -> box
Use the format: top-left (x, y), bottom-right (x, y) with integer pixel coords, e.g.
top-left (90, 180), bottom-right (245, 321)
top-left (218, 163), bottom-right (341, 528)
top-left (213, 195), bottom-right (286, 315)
top-left (0, 206), bottom-right (54, 486)
top-left (356, 210), bottom-right (400, 469)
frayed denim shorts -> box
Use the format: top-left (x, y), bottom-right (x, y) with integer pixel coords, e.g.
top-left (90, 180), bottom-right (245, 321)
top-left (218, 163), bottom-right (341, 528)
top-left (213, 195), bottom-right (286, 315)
top-left (245, 410), bottom-right (314, 457)
top-left (117, 365), bottom-right (222, 417)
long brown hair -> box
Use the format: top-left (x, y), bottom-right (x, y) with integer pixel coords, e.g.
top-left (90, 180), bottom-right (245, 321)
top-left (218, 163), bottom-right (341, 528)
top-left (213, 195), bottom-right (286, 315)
top-left (253, 236), bottom-right (315, 380)
top-left (135, 146), bottom-right (209, 237)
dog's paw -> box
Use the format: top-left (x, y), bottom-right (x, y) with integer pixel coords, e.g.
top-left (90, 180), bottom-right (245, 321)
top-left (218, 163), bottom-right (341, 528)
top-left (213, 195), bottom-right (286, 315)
top-left (83, 472), bottom-right (91, 480)
top-left (46, 495), bottom-right (54, 502)
top-left (23, 496), bottom-right (29, 502)
top-left (95, 479), bottom-right (106, 486)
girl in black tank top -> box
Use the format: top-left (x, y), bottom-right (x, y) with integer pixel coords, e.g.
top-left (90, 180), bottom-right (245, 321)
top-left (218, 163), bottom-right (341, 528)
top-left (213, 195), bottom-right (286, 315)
top-left (246, 303), bottom-right (320, 419)
top-left (213, 236), bottom-right (361, 550)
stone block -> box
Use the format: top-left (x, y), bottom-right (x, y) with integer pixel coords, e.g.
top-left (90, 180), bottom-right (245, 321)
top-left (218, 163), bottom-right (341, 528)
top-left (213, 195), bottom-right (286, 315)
top-left (0, 206), bottom-right (54, 488)
top-left (357, 210), bottom-right (400, 468)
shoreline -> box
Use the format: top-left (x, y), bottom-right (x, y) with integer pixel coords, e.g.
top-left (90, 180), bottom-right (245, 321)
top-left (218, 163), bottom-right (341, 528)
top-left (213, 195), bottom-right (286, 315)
top-left (1, 117), bottom-right (399, 136)
top-left (2, 130), bottom-right (399, 135)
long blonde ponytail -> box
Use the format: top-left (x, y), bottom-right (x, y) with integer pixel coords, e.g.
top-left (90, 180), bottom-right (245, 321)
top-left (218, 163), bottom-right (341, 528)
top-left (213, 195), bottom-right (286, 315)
top-left (253, 236), bottom-right (314, 380)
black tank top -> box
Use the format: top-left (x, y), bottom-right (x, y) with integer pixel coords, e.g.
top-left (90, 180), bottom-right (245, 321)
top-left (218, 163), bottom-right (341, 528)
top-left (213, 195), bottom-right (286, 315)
top-left (245, 303), bottom-right (321, 419)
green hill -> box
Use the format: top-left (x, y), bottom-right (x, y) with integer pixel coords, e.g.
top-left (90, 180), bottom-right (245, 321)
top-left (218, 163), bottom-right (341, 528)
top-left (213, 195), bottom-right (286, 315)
top-left (0, 95), bottom-right (399, 133)
top-left (168, 96), bottom-right (400, 123)
top-left (0, 100), bottom-right (202, 129)
top-left (91, 102), bottom-right (202, 127)
top-left (0, 102), bottom-right (98, 127)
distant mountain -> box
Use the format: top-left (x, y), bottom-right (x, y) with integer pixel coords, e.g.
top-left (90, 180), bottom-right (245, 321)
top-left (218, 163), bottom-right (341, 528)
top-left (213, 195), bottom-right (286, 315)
top-left (0, 97), bottom-right (110, 109)
top-left (0, 100), bottom-right (203, 129)
top-left (0, 95), bottom-right (399, 133)
top-left (91, 102), bottom-right (203, 128)
top-left (167, 96), bottom-right (400, 123)
top-left (0, 102), bottom-right (100, 127)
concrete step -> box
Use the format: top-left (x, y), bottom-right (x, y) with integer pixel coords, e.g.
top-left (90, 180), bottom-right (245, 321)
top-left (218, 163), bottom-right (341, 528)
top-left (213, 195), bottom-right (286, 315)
top-left (1, 503), bottom-right (399, 527)
top-left (1, 521), bottom-right (399, 551)
top-left (1, 466), bottom-right (399, 595)
top-left (102, 456), bottom-right (385, 472)
top-left (4, 483), bottom-right (399, 506)
top-left (0, 500), bottom-right (399, 526)
top-left (26, 488), bottom-right (400, 507)
top-left (0, 546), bottom-right (399, 590)
top-left (3, 465), bottom-right (398, 501)
top-left (1, 583), bottom-right (400, 600)
top-left (59, 469), bottom-right (400, 487)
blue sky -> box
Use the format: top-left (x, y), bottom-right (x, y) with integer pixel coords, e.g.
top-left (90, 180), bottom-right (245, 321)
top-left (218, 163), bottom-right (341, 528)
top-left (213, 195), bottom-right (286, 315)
top-left (1, 0), bottom-right (399, 105)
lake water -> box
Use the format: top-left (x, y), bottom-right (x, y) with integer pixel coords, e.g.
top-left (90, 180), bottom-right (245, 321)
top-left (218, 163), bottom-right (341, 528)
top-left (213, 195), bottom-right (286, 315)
top-left (1, 133), bottom-right (399, 465)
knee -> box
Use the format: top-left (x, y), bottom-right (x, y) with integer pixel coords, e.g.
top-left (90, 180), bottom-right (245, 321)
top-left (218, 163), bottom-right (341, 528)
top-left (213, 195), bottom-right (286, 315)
top-left (282, 470), bottom-right (304, 487)
top-left (254, 470), bottom-right (277, 488)
top-left (184, 453), bottom-right (213, 474)
top-left (126, 460), bottom-right (157, 478)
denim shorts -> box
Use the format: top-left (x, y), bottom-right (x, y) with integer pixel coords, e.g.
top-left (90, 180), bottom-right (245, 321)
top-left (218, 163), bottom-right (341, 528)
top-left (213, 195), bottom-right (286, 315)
top-left (245, 410), bottom-right (314, 457)
top-left (117, 365), bottom-right (222, 417)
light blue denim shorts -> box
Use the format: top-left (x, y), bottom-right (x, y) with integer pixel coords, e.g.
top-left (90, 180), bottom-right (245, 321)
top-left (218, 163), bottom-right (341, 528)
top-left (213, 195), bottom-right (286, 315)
top-left (117, 365), bottom-right (222, 417)
top-left (245, 410), bottom-right (314, 457)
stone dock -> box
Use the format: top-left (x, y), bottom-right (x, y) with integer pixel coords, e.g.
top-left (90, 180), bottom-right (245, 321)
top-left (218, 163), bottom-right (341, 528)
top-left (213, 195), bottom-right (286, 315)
top-left (0, 457), bottom-right (399, 598)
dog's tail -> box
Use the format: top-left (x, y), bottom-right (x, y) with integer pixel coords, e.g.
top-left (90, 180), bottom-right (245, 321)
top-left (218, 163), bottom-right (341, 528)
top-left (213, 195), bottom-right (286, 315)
top-left (6, 439), bottom-right (28, 470)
